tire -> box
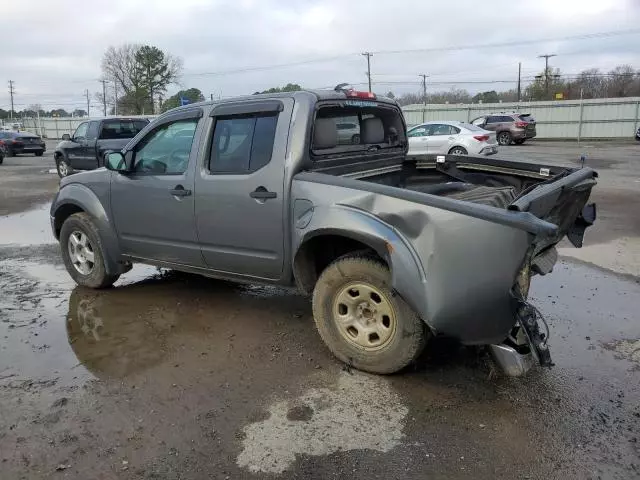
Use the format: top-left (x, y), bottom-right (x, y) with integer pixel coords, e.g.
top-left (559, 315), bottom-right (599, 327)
top-left (312, 255), bottom-right (427, 374)
top-left (56, 155), bottom-right (73, 178)
top-left (351, 134), bottom-right (360, 144)
top-left (0, 157), bottom-right (3, 165)
top-left (497, 131), bottom-right (512, 146)
top-left (35, 151), bottom-right (43, 157)
top-left (6, 149), bottom-right (14, 157)
top-left (448, 146), bottom-right (468, 155)
top-left (60, 212), bottom-right (120, 289)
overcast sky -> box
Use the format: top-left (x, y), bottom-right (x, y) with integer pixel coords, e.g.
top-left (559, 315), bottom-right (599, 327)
top-left (2, 0), bottom-right (640, 113)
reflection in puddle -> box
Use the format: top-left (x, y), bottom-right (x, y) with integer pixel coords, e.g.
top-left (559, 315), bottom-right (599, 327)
top-left (0, 203), bottom-right (54, 246)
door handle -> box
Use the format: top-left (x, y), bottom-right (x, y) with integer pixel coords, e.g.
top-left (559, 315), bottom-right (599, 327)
top-left (170, 185), bottom-right (192, 197)
top-left (250, 187), bottom-right (277, 200)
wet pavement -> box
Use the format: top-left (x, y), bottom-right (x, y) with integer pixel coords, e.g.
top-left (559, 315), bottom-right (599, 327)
top-left (1, 143), bottom-right (640, 479)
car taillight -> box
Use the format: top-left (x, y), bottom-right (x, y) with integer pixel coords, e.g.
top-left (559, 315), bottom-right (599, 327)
top-left (346, 89), bottom-right (376, 99)
top-left (473, 135), bottom-right (489, 142)
top-left (515, 121), bottom-right (528, 128)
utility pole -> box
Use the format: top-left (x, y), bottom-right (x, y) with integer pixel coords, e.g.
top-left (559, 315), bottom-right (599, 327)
top-left (100, 79), bottom-right (107, 116)
top-left (8, 80), bottom-right (15, 119)
top-left (419, 74), bottom-right (428, 122)
top-left (538, 54), bottom-right (557, 99)
top-left (210, 93), bottom-right (214, 101)
top-left (85, 89), bottom-right (90, 117)
top-left (362, 52), bottom-right (373, 92)
top-left (113, 81), bottom-right (118, 115)
top-left (517, 62), bottom-right (522, 102)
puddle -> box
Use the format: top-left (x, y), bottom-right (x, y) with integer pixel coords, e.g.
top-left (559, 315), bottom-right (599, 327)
top-left (604, 339), bottom-right (640, 363)
top-left (0, 203), bottom-right (54, 246)
top-left (237, 371), bottom-right (408, 474)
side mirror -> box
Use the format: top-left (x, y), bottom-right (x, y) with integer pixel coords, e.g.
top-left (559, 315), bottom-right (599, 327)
top-left (105, 152), bottom-right (128, 173)
top-left (61, 133), bottom-right (71, 141)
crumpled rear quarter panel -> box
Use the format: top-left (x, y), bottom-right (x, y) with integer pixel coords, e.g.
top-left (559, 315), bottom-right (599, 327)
top-left (293, 179), bottom-right (532, 345)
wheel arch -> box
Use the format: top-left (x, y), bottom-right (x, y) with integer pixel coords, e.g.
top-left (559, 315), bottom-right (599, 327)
top-left (292, 208), bottom-right (429, 326)
top-left (52, 184), bottom-right (124, 275)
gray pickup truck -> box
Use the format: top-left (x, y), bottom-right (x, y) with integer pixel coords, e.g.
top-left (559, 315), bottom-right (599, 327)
top-left (50, 87), bottom-right (597, 376)
top-left (54, 117), bottom-right (149, 178)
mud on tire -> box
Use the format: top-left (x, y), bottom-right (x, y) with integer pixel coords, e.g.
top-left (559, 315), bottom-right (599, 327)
top-left (60, 212), bottom-right (119, 289)
top-left (312, 255), bottom-right (428, 374)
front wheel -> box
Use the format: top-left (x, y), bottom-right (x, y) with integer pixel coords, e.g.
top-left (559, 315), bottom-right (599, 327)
top-left (312, 255), bottom-right (428, 374)
top-left (60, 213), bottom-right (120, 288)
top-left (56, 156), bottom-right (73, 178)
top-left (498, 132), bottom-right (512, 146)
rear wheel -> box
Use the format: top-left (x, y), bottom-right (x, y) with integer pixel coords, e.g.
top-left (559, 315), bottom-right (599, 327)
top-left (448, 146), bottom-right (468, 155)
top-left (351, 134), bottom-right (360, 144)
top-left (60, 213), bottom-right (120, 289)
top-left (312, 255), bottom-right (428, 374)
top-left (498, 131), bottom-right (512, 146)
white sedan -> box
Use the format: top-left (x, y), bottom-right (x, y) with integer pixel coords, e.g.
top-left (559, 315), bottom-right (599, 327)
top-left (407, 121), bottom-right (498, 156)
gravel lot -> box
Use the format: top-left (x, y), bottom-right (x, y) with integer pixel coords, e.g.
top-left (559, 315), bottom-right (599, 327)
top-left (1, 140), bottom-right (639, 479)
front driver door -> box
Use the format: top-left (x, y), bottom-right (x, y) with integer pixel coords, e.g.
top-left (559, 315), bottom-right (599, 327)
top-left (66, 122), bottom-right (89, 169)
top-left (110, 109), bottom-right (205, 267)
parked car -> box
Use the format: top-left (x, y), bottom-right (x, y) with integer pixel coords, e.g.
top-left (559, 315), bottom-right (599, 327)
top-left (54, 117), bottom-right (149, 177)
top-left (471, 112), bottom-right (537, 146)
top-left (0, 131), bottom-right (46, 156)
top-left (0, 143), bottom-right (5, 164)
top-left (407, 121), bottom-right (498, 156)
top-left (50, 87), bottom-right (596, 377)
top-left (636, 126), bottom-right (640, 141)
top-left (336, 117), bottom-right (361, 144)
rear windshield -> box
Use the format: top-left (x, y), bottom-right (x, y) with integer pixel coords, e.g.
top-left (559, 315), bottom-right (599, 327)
top-left (518, 114), bottom-right (535, 123)
top-left (99, 119), bottom-right (149, 140)
top-left (311, 102), bottom-right (406, 155)
top-left (460, 123), bottom-right (486, 132)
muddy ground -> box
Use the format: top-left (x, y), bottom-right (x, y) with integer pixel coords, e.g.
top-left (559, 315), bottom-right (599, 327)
top-left (1, 142), bottom-right (639, 479)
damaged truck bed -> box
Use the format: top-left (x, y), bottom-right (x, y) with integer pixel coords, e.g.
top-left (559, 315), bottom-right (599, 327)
top-left (294, 151), bottom-right (596, 375)
top-left (51, 88), bottom-right (596, 376)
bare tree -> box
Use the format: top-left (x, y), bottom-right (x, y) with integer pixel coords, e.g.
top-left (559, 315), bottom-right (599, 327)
top-left (99, 44), bottom-right (182, 114)
top-left (606, 64), bottom-right (636, 98)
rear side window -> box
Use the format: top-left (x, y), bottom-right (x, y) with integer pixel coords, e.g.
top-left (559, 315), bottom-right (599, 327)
top-left (430, 124), bottom-right (460, 135)
top-left (100, 120), bottom-right (148, 140)
top-left (209, 113), bottom-right (278, 174)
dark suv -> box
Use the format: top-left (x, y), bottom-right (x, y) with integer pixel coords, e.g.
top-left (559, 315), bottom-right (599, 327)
top-left (471, 113), bottom-right (536, 146)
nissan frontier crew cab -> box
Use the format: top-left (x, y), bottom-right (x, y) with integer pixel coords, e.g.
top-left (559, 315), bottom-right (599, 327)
top-left (50, 86), bottom-right (597, 377)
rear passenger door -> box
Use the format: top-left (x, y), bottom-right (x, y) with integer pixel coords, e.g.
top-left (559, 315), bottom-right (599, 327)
top-left (194, 99), bottom-right (294, 280)
top-left (483, 116), bottom-right (502, 133)
top-left (426, 124), bottom-right (458, 154)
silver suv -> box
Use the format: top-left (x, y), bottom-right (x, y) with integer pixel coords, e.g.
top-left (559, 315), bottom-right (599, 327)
top-left (471, 112), bottom-right (537, 146)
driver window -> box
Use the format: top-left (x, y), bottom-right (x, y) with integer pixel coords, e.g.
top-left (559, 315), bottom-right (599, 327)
top-left (408, 126), bottom-right (428, 137)
top-left (133, 119), bottom-right (198, 175)
top-left (74, 122), bottom-right (89, 140)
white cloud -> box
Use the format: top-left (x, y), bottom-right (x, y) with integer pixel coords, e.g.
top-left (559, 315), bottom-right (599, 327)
top-left (1, 0), bottom-right (639, 111)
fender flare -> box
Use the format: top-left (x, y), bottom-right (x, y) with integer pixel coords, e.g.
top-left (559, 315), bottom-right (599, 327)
top-left (51, 184), bottom-right (124, 275)
top-left (293, 205), bottom-right (430, 326)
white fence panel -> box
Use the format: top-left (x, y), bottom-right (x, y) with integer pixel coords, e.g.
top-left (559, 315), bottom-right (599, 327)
top-left (402, 97), bottom-right (640, 140)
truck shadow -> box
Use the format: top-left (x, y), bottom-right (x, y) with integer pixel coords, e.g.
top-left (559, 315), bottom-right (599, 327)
top-left (65, 270), bottom-right (487, 381)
